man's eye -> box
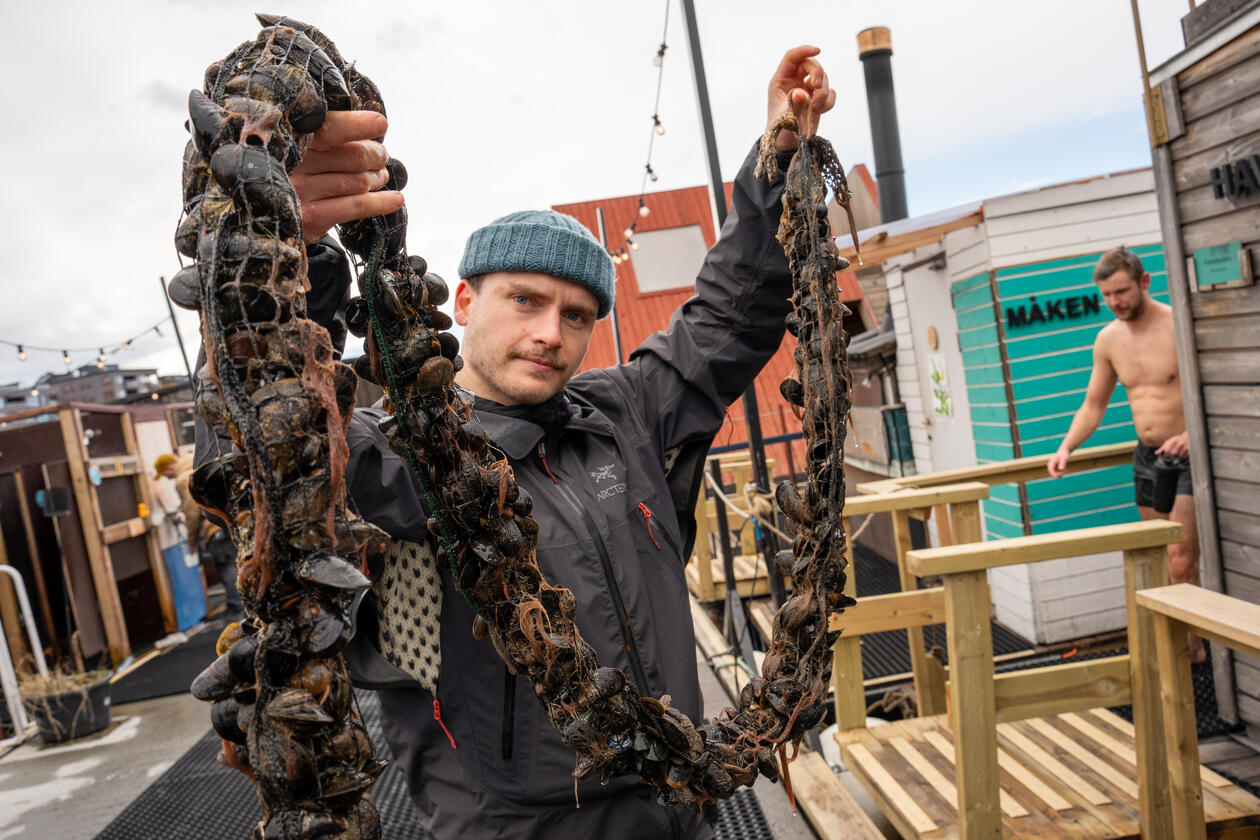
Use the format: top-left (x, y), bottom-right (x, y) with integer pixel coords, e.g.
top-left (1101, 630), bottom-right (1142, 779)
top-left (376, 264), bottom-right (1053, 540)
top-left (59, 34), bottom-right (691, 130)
top-left (513, 295), bottom-right (531, 306)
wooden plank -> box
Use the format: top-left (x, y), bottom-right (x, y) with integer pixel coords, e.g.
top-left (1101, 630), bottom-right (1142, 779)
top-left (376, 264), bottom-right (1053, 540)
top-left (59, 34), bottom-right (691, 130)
top-left (1172, 125), bottom-right (1260, 193)
top-left (1137, 584), bottom-right (1260, 661)
top-left (843, 482), bottom-right (990, 516)
top-left (1151, 611), bottom-right (1209, 840)
top-left (1202, 352), bottom-right (1260, 386)
top-left (1180, 50), bottom-right (1260, 123)
top-left (11, 467), bottom-right (59, 656)
top-left (845, 742), bottom-right (939, 836)
top-left (835, 209), bottom-right (985, 266)
top-left (789, 750), bottom-right (885, 840)
top-left (1177, 21), bottom-right (1260, 89)
top-left (1213, 449), bottom-right (1260, 484)
top-left (1161, 75), bottom-right (1186, 143)
top-left (894, 509), bottom-right (945, 718)
top-left (1192, 279), bottom-right (1260, 319)
top-left (688, 596), bottom-right (746, 702)
top-left (86, 455), bottom-right (142, 479)
top-left (1170, 89), bottom-right (1260, 161)
top-left (1024, 717), bottom-right (1139, 799)
top-left (990, 656), bottom-right (1132, 723)
top-left (1221, 510), bottom-right (1260, 546)
top-left (889, 736), bottom-right (961, 813)
top-left (855, 441), bottom-right (1136, 495)
top-left (1205, 383), bottom-right (1260, 413)
top-left (1208, 417), bottom-right (1260, 452)
top-left (997, 723), bottom-right (1109, 805)
top-left (921, 729), bottom-right (1028, 819)
top-left (122, 411), bottom-right (177, 636)
top-left (101, 516), bottom-right (149, 545)
top-left (1093, 707), bottom-right (1237, 790)
top-left (829, 588), bottom-right (945, 635)
top-left (943, 570), bottom-right (1001, 837)
top-left (907, 520), bottom-right (1181, 577)
top-left (1217, 479), bottom-right (1260, 515)
top-left (1183, 208), bottom-right (1260, 253)
top-left (59, 408), bottom-right (129, 664)
top-left (1125, 544), bottom-right (1175, 839)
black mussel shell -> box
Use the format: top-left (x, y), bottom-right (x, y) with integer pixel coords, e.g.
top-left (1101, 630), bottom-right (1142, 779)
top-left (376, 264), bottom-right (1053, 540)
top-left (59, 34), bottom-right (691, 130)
top-left (385, 157), bottom-right (407, 191)
top-left (211, 697), bottom-right (246, 743)
top-left (345, 296), bottom-right (369, 338)
top-left (191, 652), bottom-right (235, 701)
top-left (422, 272), bottom-right (449, 307)
top-left (294, 554), bottom-right (370, 591)
top-left (227, 634), bottom-right (258, 683)
top-left (352, 354), bottom-right (376, 384)
top-left (408, 254), bottom-right (428, 277)
top-left (437, 331), bottom-right (460, 360)
top-left (167, 265), bottom-right (202, 310)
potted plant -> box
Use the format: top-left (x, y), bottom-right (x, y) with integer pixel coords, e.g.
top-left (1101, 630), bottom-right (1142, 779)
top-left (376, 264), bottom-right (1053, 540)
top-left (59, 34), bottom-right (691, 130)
top-left (18, 635), bottom-right (112, 744)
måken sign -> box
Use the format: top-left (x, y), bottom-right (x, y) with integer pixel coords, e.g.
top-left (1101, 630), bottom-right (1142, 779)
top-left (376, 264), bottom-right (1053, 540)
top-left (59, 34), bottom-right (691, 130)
top-left (1005, 294), bottom-right (1101, 329)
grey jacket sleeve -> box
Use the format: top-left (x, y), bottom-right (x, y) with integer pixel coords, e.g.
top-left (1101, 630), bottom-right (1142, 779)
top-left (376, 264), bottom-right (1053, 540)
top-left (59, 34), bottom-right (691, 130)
top-left (584, 140), bottom-right (795, 451)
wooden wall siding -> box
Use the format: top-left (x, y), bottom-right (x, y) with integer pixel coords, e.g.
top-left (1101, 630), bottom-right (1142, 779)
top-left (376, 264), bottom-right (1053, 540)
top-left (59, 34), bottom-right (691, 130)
top-left (1163, 21), bottom-right (1260, 727)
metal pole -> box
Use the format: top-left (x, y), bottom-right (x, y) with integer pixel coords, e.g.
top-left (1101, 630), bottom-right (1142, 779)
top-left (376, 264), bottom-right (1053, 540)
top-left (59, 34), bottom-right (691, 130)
top-left (160, 276), bottom-right (196, 387)
top-left (857, 27), bottom-right (909, 223)
top-left (681, 0), bottom-right (785, 607)
top-left (595, 208), bottom-right (625, 363)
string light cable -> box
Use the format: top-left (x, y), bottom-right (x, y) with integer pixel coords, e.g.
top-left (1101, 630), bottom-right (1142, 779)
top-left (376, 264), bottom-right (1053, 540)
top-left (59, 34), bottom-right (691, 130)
top-left (2, 316), bottom-right (174, 369)
top-left (609, 0), bottom-right (671, 266)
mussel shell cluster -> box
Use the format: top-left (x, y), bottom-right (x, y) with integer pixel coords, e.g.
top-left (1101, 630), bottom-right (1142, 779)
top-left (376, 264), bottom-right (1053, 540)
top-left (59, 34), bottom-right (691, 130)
top-left (181, 15), bottom-right (394, 839)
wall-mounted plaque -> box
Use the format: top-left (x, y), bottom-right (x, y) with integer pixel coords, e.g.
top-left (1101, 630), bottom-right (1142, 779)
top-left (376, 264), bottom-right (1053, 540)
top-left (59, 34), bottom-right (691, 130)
top-left (1188, 241), bottom-right (1255, 292)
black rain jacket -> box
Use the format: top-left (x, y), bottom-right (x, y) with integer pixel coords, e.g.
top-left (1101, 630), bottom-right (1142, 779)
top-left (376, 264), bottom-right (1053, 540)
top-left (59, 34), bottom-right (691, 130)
top-left (197, 140), bottom-right (795, 840)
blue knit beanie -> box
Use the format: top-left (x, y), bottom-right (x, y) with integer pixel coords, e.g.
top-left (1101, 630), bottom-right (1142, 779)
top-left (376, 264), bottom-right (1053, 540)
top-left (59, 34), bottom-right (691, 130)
top-left (458, 210), bottom-right (615, 318)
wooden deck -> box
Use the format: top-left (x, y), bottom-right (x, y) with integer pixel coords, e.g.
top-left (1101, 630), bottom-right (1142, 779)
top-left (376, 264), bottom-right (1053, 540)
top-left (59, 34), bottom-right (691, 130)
top-left (837, 709), bottom-right (1260, 839)
top-left (686, 554), bottom-right (787, 601)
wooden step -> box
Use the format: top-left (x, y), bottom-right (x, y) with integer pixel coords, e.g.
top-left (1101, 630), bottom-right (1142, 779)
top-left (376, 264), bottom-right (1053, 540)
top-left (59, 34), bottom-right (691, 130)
top-left (836, 709), bottom-right (1260, 839)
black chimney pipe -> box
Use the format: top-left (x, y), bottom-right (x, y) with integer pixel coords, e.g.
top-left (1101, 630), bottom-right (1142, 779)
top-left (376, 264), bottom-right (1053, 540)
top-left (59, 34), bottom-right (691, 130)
top-left (858, 27), bottom-right (908, 223)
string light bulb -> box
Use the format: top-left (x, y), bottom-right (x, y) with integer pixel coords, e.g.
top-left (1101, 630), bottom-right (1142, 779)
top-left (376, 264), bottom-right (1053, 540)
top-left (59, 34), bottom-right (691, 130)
top-left (652, 43), bottom-right (666, 68)
top-left (16, 344), bottom-right (26, 361)
top-left (638, 199), bottom-right (650, 218)
top-left (645, 164), bottom-right (658, 182)
top-left (63, 350), bottom-right (72, 366)
top-left (97, 348), bottom-right (107, 363)
top-left (29, 388), bottom-right (38, 398)
top-left (123, 340), bottom-right (132, 351)
top-left (652, 115), bottom-right (665, 136)
top-left (630, 239), bottom-right (640, 251)
top-left (624, 226), bottom-right (634, 239)
top-left (155, 325), bottom-right (164, 338)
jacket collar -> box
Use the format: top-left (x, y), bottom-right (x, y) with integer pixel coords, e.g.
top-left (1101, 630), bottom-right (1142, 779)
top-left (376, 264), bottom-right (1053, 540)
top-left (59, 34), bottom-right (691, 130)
top-left (470, 390), bottom-right (614, 459)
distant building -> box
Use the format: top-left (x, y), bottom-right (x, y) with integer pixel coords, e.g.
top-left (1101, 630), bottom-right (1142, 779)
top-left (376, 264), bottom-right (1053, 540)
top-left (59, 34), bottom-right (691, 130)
top-left (0, 381), bottom-right (44, 412)
top-left (35, 364), bottom-right (162, 405)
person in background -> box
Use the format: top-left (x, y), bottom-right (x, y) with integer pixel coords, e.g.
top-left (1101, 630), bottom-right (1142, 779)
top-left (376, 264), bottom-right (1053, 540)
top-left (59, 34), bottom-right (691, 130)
top-left (1046, 247), bottom-right (1203, 663)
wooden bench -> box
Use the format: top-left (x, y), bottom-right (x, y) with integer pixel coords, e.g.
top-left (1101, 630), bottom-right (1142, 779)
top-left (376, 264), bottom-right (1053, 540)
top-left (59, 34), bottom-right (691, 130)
top-left (833, 519), bottom-right (1260, 839)
top-left (1136, 584), bottom-right (1260, 839)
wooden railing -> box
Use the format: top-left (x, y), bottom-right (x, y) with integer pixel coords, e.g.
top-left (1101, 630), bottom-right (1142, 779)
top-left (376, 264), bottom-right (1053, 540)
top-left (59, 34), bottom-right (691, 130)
top-left (1136, 584), bottom-right (1260, 839)
top-left (889, 519), bottom-right (1181, 838)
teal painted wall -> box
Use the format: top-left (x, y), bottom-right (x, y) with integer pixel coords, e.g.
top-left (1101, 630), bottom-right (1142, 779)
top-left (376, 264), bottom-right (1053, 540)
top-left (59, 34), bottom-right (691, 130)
top-left (951, 245), bottom-right (1169, 539)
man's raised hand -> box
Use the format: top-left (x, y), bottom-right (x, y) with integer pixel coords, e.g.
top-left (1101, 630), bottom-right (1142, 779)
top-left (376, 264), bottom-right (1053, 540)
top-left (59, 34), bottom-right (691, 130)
top-left (290, 110), bottom-right (406, 244)
top-left (767, 45), bottom-right (837, 151)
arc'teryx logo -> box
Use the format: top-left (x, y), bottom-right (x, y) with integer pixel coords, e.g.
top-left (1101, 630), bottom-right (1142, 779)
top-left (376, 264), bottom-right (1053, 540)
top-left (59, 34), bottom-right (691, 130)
top-left (589, 464), bottom-right (626, 501)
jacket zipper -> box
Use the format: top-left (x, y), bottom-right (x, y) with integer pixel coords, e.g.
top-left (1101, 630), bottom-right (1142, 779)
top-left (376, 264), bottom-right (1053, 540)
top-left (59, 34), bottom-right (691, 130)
top-left (538, 443), bottom-right (651, 696)
top-left (501, 667), bottom-right (515, 761)
top-left (637, 501), bottom-right (681, 559)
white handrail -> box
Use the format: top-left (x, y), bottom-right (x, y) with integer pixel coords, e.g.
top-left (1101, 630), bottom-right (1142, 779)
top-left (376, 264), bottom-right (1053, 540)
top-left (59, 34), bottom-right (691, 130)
top-left (0, 565), bottom-right (48, 749)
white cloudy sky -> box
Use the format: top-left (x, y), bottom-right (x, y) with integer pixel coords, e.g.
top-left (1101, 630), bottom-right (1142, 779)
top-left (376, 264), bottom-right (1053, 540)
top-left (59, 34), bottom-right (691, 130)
top-left (0, 0), bottom-right (1189, 388)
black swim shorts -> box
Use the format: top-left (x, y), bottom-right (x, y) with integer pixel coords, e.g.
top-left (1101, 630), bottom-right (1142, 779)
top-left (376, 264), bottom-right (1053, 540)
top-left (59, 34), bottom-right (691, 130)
top-left (1133, 442), bottom-right (1192, 509)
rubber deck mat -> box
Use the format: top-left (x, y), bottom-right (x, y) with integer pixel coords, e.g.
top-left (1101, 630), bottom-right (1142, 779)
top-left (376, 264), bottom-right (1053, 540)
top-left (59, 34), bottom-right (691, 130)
top-left (96, 689), bottom-right (433, 839)
top-left (109, 624), bottom-right (221, 706)
top-left (713, 787), bottom-right (774, 840)
top-left (98, 689), bottom-right (773, 838)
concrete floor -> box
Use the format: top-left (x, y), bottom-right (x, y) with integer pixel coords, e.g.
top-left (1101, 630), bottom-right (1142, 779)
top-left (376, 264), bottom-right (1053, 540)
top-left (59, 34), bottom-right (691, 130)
top-left (0, 692), bottom-right (209, 840)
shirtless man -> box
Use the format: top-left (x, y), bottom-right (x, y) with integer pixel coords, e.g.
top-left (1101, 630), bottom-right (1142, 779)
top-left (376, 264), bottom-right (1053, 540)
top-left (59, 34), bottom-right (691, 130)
top-left (1046, 247), bottom-right (1204, 663)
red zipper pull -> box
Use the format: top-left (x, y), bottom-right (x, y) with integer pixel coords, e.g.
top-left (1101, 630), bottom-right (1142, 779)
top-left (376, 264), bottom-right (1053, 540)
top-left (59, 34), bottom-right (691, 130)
top-left (638, 502), bottom-right (662, 549)
top-left (433, 699), bottom-right (457, 749)
top-left (538, 443), bottom-right (560, 484)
